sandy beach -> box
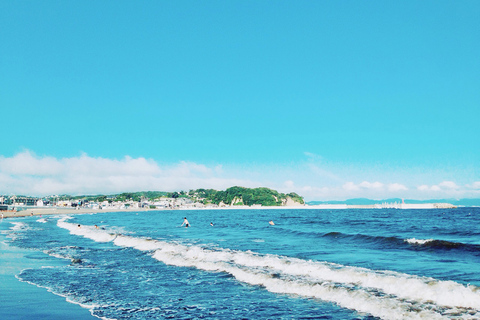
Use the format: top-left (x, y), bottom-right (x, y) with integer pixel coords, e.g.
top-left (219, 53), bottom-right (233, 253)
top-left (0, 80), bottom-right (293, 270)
top-left (0, 207), bottom-right (150, 219)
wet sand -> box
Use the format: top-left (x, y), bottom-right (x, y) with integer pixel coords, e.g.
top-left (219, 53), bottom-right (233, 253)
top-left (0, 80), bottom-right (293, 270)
top-left (0, 225), bottom-right (94, 319)
top-left (1, 207), bottom-right (150, 219)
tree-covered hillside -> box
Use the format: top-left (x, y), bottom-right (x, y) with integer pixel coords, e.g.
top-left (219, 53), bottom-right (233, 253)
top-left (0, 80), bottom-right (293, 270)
top-left (192, 186), bottom-right (304, 206)
top-left (54, 187), bottom-right (304, 207)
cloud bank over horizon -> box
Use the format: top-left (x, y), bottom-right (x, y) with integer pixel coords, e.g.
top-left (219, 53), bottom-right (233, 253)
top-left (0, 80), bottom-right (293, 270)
top-left (1, 151), bottom-right (479, 201)
top-left (0, 151), bottom-right (258, 197)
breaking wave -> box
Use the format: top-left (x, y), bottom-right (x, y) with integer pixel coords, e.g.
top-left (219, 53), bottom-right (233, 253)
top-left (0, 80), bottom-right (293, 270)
top-left (57, 218), bottom-right (480, 320)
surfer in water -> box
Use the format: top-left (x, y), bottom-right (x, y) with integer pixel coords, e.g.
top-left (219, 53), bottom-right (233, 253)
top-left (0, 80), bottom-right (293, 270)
top-left (181, 217), bottom-right (190, 228)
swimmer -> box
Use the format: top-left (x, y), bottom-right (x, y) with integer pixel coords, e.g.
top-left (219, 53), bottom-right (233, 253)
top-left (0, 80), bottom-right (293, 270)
top-left (210, 222), bottom-right (214, 226)
top-left (77, 224), bottom-right (81, 228)
top-left (95, 225), bottom-right (99, 229)
top-left (269, 220), bottom-right (275, 226)
top-left (181, 217), bottom-right (190, 228)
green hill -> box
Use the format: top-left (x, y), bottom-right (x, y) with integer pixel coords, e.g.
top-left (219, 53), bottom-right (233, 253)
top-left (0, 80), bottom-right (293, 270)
top-left (62, 187), bottom-right (304, 207)
top-left (192, 186), bottom-right (304, 206)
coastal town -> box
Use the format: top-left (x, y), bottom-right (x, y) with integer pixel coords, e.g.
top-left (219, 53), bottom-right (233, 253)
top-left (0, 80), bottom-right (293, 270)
top-left (0, 194), bottom-right (214, 211)
top-left (0, 188), bottom-right (306, 216)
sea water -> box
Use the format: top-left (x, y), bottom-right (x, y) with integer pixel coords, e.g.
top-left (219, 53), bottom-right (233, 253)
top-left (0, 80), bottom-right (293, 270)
top-left (1, 208), bottom-right (480, 319)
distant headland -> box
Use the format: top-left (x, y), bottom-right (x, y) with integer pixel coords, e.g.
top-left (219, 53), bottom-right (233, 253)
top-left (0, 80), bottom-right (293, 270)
top-left (0, 187), bottom-right (305, 212)
top-left (308, 197), bottom-right (480, 208)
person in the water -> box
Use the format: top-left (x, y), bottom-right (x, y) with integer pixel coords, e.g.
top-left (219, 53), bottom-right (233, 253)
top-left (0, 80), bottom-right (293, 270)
top-left (181, 217), bottom-right (190, 228)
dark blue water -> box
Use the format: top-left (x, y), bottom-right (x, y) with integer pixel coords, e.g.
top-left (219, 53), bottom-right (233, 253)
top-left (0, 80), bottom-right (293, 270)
top-left (2, 208), bottom-right (480, 319)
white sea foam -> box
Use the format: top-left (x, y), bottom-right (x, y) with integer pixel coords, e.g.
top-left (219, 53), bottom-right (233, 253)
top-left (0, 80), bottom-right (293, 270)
top-left (44, 251), bottom-right (71, 261)
top-left (57, 218), bottom-right (117, 242)
top-left (113, 235), bottom-right (163, 251)
top-left (57, 220), bottom-right (480, 320)
top-left (405, 238), bottom-right (435, 245)
top-left (10, 222), bottom-right (28, 231)
top-left (52, 214), bottom-right (74, 220)
top-left (43, 246), bottom-right (79, 261)
top-left (6, 222), bottom-right (30, 240)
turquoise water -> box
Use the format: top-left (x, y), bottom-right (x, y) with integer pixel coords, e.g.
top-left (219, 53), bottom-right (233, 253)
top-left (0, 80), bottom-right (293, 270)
top-left (2, 208), bottom-right (480, 319)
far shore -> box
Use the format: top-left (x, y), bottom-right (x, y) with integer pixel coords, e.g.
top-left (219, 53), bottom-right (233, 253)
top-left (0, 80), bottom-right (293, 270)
top-left (0, 205), bottom-right (310, 219)
top-left (0, 202), bottom-right (459, 219)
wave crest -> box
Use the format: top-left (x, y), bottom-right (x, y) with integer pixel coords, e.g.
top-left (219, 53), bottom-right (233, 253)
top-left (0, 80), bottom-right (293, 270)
top-left (56, 219), bottom-right (480, 319)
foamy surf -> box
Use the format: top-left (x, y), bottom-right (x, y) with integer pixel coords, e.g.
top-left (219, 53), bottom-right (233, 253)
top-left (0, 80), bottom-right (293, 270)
top-left (10, 221), bottom-right (29, 231)
top-left (56, 220), bottom-right (480, 320)
top-left (405, 238), bottom-right (435, 245)
top-left (58, 218), bottom-right (117, 242)
top-left (6, 222), bottom-right (31, 241)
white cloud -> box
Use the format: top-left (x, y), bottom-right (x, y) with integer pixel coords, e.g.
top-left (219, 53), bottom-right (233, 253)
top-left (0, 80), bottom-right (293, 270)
top-left (283, 180), bottom-right (295, 189)
top-left (438, 181), bottom-right (459, 190)
top-left (295, 181), bottom-right (409, 201)
top-left (414, 181), bottom-right (480, 199)
top-left (417, 185), bottom-right (429, 191)
top-left (214, 165), bottom-right (224, 175)
top-left (0, 151), bottom-right (61, 176)
top-left (0, 151), bottom-right (258, 196)
top-left (343, 182), bottom-right (360, 191)
top-left (343, 181), bottom-right (384, 191)
top-left (359, 181), bottom-right (384, 189)
top-left (169, 161), bottom-right (212, 177)
top-left (466, 181), bottom-right (480, 190)
top-left (290, 185), bottom-right (332, 200)
top-left (1, 151), bottom-right (479, 201)
top-left (388, 183), bottom-right (408, 192)
top-left (417, 181), bottom-right (460, 192)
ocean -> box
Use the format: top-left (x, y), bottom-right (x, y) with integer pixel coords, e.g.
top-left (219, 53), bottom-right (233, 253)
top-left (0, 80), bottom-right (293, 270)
top-left (1, 207), bottom-right (480, 319)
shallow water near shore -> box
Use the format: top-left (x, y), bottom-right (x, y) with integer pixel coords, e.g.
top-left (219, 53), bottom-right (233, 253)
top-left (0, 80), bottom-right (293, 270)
top-left (1, 207), bottom-right (480, 319)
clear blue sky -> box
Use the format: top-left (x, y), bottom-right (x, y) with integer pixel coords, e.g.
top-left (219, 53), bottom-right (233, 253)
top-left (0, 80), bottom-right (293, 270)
top-left (1, 1), bottom-right (479, 200)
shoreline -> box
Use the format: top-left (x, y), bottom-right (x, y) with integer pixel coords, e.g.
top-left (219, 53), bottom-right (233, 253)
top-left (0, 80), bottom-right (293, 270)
top-left (0, 202), bottom-right (459, 219)
top-left (0, 226), bottom-right (95, 320)
top-left (0, 207), bottom-right (151, 219)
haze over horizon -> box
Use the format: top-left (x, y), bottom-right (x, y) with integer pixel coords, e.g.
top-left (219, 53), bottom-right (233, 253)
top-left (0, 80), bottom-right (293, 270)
top-left (1, 2), bottom-right (479, 201)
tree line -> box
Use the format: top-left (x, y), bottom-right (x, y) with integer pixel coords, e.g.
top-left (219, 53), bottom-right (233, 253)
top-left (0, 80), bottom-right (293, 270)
top-left (50, 187), bottom-right (304, 206)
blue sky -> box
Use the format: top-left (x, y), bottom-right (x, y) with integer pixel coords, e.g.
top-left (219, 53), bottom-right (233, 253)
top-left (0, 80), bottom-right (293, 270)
top-left (1, 1), bottom-right (479, 200)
